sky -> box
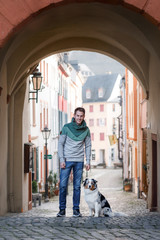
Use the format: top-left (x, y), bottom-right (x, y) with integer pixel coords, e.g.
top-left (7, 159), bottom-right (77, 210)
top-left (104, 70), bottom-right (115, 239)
top-left (68, 51), bottom-right (125, 76)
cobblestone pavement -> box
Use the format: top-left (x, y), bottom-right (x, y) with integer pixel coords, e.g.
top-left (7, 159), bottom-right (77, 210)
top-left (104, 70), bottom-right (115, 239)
top-left (0, 168), bottom-right (160, 240)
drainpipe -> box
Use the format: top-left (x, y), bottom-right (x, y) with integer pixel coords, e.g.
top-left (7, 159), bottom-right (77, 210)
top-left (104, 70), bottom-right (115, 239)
top-left (137, 177), bottom-right (140, 198)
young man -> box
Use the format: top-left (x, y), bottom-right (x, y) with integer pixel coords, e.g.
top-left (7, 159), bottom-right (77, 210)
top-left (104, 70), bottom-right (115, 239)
top-left (57, 107), bottom-right (91, 217)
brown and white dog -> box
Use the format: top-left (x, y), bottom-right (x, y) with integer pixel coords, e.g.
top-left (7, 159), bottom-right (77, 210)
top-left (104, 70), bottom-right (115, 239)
top-left (83, 178), bottom-right (112, 217)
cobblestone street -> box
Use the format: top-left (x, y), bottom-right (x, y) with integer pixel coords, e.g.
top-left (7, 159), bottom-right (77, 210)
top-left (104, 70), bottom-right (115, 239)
top-left (0, 168), bottom-right (160, 240)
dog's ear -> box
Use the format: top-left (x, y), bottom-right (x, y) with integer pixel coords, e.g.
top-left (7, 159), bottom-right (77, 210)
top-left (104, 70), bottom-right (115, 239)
top-left (92, 179), bottom-right (97, 183)
top-left (83, 178), bottom-right (88, 186)
top-left (82, 181), bottom-right (86, 186)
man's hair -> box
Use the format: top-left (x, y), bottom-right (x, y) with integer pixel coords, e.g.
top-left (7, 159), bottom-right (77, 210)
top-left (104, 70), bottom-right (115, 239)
top-left (74, 107), bottom-right (85, 115)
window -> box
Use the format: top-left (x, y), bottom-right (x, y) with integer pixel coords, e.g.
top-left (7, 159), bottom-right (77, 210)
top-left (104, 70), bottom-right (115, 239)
top-left (32, 147), bottom-right (39, 181)
top-left (112, 104), bottom-right (115, 112)
top-left (89, 105), bottom-right (93, 112)
top-left (47, 107), bottom-right (48, 127)
top-left (40, 151), bottom-right (43, 182)
top-left (92, 150), bottom-right (96, 161)
top-left (86, 89), bottom-right (91, 99)
top-left (43, 61), bottom-right (46, 84)
top-left (32, 95), bottom-right (36, 127)
top-left (91, 133), bottom-right (94, 141)
top-left (40, 112), bottom-right (42, 130)
top-left (100, 104), bottom-right (104, 112)
top-left (89, 119), bottom-right (94, 127)
top-left (112, 118), bottom-right (116, 134)
top-left (43, 107), bottom-right (45, 128)
top-left (99, 118), bottom-right (106, 126)
top-left (46, 63), bottom-right (48, 85)
top-left (40, 102), bottom-right (42, 130)
top-left (100, 133), bottom-right (104, 141)
top-left (98, 88), bottom-right (103, 98)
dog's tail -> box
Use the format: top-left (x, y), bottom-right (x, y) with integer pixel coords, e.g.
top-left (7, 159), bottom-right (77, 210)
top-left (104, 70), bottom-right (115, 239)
top-left (103, 208), bottom-right (128, 217)
top-left (105, 212), bottom-right (128, 217)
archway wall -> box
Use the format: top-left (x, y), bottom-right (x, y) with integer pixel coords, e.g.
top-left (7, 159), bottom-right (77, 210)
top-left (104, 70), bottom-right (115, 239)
top-left (0, 2), bottom-right (160, 215)
top-left (3, 3), bottom-right (159, 94)
top-left (0, 65), bottom-right (8, 215)
top-left (0, 0), bottom-right (160, 48)
top-left (147, 54), bottom-right (160, 209)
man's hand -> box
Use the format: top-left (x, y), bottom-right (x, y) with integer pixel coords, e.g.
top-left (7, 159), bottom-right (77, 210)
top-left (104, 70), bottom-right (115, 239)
top-left (60, 162), bottom-right (66, 169)
top-left (86, 164), bottom-right (90, 171)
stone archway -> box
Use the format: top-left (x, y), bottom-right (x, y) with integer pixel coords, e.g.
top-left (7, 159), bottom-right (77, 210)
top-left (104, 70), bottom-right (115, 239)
top-left (0, 2), bottom-right (160, 215)
top-left (0, 0), bottom-right (160, 48)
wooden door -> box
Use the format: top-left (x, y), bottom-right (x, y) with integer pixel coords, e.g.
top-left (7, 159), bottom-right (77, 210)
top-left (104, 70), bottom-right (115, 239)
top-left (151, 134), bottom-right (157, 211)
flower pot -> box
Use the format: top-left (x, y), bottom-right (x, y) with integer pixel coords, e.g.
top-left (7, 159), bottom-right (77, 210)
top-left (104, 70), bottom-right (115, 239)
top-left (124, 184), bottom-right (132, 192)
top-left (54, 188), bottom-right (59, 196)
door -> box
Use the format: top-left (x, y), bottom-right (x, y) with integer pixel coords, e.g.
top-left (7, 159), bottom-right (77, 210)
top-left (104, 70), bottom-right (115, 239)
top-left (151, 134), bottom-right (157, 211)
top-left (142, 130), bottom-right (148, 194)
top-left (99, 149), bottom-right (105, 163)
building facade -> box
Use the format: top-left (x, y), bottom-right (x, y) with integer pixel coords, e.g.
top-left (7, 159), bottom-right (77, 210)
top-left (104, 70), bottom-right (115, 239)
top-left (82, 74), bottom-right (122, 167)
top-left (122, 69), bottom-right (148, 200)
top-left (30, 53), bottom-right (84, 192)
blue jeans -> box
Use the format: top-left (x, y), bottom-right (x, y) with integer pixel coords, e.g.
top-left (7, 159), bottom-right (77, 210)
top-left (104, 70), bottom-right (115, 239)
top-left (59, 161), bottom-right (84, 210)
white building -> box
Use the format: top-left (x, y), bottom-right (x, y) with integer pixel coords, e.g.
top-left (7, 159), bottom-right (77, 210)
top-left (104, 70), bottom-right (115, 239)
top-left (30, 53), bottom-right (84, 190)
top-left (82, 73), bottom-right (122, 167)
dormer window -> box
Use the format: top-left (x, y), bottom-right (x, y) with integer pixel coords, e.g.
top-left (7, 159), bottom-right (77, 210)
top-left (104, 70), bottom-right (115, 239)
top-left (86, 89), bottom-right (91, 99)
top-left (98, 88), bottom-right (103, 98)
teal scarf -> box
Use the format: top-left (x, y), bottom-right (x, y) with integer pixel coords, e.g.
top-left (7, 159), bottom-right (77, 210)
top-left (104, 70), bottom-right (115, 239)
top-left (67, 117), bottom-right (88, 137)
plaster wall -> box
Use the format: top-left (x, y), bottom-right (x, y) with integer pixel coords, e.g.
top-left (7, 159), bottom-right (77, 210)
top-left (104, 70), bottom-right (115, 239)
top-left (2, 4), bottom-right (152, 95)
top-left (13, 83), bottom-right (26, 212)
top-left (147, 54), bottom-right (160, 211)
top-left (7, 81), bottom-right (27, 213)
top-left (1, 3), bottom-right (160, 214)
top-left (22, 80), bottom-right (31, 212)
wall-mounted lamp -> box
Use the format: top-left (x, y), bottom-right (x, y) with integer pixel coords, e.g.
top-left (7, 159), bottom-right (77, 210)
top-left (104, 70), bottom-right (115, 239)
top-left (29, 68), bottom-right (43, 103)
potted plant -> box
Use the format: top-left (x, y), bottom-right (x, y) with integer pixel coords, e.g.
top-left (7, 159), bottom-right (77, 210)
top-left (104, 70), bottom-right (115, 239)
top-left (47, 170), bottom-right (54, 188)
top-left (123, 178), bottom-right (132, 192)
top-left (53, 173), bottom-right (59, 196)
top-left (47, 171), bottom-right (53, 198)
top-left (32, 180), bottom-right (38, 193)
top-left (47, 171), bottom-right (59, 196)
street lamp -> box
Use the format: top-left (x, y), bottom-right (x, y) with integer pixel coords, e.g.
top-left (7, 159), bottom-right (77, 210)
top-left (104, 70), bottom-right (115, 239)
top-left (29, 68), bottom-right (43, 103)
top-left (42, 125), bottom-right (51, 202)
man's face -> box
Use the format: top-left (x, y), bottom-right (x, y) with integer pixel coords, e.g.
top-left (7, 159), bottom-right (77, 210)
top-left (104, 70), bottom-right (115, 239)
top-left (74, 110), bottom-right (85, 125)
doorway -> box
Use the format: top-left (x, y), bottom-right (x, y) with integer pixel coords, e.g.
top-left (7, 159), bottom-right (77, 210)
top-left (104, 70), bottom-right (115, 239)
top-left (99, 149), bottom-right (105, 164)
top-left (151, 134), bottom-right (157, 211)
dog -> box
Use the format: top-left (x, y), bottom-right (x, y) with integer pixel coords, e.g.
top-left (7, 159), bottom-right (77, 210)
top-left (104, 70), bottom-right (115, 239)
top-left (83, 178), bottom-right (112, 217)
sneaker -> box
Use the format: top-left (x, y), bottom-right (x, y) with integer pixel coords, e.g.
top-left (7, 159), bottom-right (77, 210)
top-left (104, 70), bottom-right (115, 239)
top-left (73, 209), bottom-right (82, 217)
top-left (57, 209), bottom-right (65, 217)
